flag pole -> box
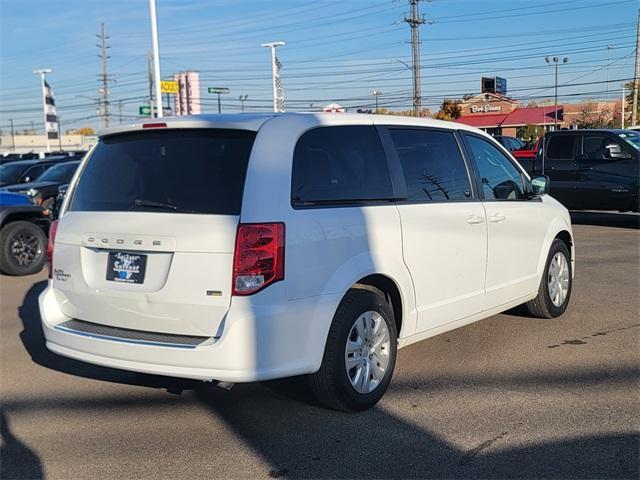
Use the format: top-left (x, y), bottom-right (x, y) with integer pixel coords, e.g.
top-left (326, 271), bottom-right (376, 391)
top-left (33, 69), bottom-right (52, 152)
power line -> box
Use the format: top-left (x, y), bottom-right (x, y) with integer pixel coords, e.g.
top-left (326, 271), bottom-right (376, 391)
top-left (97, 22), bottom-right (113, 128)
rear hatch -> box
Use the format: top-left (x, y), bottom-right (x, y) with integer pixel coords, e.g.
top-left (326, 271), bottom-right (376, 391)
top-left (52, 128), bottom-right (255, 337)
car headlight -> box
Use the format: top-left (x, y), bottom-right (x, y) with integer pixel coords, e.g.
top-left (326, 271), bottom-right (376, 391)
top-left (26, 188), bottom-right (38, 197)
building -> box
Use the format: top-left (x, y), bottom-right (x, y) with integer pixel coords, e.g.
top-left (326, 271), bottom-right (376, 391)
top-left (455, 92), bottom-right (562, 136)
top-left (0, 134), bottom-right (96, 154)
top-left (174, 71), bottom-right (201, 116)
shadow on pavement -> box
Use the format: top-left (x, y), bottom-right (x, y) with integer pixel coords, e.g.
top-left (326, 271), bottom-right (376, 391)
top-left (0, 409), bottom-right (44, 480)
top-left (14, 281), bottom-right (640, 479)
top-left (570, 211), bottom-right (639, 230)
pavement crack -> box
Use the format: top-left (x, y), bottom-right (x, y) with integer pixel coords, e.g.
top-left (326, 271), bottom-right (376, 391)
top-left (459, 431), bottom-right (508, 465)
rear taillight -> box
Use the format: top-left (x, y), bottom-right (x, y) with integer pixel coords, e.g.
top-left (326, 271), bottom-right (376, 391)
top-left (232, 223), bottom-right (284, 296)
top-left (47, 219), bottom-right (59, 279)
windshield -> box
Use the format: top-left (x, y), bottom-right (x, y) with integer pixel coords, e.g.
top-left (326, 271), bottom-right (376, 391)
top-left (68, 129), bottom-right (256, 215)
top-left (618, 131), bottom-right (640, 151)
top-left (36, 162), bottom-right (79, 183)
top-left (0, 163), bottom-right (30, 185)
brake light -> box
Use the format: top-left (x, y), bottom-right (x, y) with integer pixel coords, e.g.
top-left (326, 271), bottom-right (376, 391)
top-left (142, 122), bottom-right (167, 128)
top-left (47, 220), bottom-right (59, 279)
top-left (232, 223), bottom-right (284, 295)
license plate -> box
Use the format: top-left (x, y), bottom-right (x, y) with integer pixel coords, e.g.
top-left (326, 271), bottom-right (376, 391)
top-left (106, 252), bottom-right (147, 284)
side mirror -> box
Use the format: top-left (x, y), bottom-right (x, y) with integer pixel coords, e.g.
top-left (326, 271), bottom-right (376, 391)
top-left (605, 144), bottom-right (627, 159)
top-left (531, 175), bottom-right (550, 196)
top-left (22, 176), bottom-right (31, 183)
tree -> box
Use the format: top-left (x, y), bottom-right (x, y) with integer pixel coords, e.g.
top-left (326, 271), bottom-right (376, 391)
top-left (67, 127), bottom-right (95, 135)
top-left (516, 124), bottom-right (544, 142)
top-left (575, 102), bottom-right (618, 129)
top-left (433, 99), bottom-right (462, 121)
top-left (624, 80), bottom-right (639, 126)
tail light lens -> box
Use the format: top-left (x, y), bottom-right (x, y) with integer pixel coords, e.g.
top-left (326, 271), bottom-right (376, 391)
top-left (47, 220), bottom-right (59, 279)
top-left (233, 223), bottom-right (284, 295)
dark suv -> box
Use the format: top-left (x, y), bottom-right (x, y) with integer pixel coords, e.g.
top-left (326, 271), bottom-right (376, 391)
top-left (535, 129), bottom-right (639, 212)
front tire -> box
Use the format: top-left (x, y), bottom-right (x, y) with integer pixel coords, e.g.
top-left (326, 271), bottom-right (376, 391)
top-left (525, 239), bottom-right (572, 318)
top-left (0, 221), bottom-right (47, 276)
top-left (309, 288), bottom-right (397, 412)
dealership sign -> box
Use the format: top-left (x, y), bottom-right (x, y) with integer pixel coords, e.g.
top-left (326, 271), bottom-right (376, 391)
top-left (471, 104), bottom-right (502, 113)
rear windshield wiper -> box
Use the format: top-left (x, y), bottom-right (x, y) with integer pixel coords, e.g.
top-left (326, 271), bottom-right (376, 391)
top-left (132, 198), bottom-right (197, 214)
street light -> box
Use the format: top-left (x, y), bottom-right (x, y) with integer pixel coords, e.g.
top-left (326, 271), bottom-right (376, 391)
top-left (239, 94), bottom-right (248, 112)
top-left (33, 68), bottom-right (52, 152)
top-left (545, 56), bottom-right (568, 131)
top-left (372, 90), bottom-right (382, 114)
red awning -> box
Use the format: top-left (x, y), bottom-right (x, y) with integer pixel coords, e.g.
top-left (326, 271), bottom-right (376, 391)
top-left (454, 114), bottom-right (508, 128)
top-left (502, 106), bottom-right (559, 126)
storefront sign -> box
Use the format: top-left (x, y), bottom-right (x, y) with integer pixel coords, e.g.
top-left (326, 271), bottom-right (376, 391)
top-left (471, 104), bottom-right (502, 113)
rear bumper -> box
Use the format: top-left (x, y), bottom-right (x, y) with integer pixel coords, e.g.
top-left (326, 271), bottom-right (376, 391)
top-left (39, 282), bottom-right (340, 382)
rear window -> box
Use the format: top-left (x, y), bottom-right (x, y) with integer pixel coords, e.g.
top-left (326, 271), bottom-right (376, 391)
top-left (291, 126), bottom-right (394, 206)
top-left (68, 129), bottom-right (255, 215)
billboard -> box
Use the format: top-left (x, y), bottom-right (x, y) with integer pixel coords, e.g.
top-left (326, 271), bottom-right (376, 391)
top-left (481, 76), bottom-right (507, 95)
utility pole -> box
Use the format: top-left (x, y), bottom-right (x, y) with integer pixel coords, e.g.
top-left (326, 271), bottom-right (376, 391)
top-left (118, 100), bottom-right (123, 124)
top-left (261, 42), bottom-right (285, 112)
top-left (404, 0), bottom-right (425, 116)
top-left (149, 0), bottom-right (164, 118)
top-left (32, 69), bottom-right (52, 152)
top-left (185, 74), bottom-right (191, 115)
top-left (10, 119), bottom-right (15, 151)
top-left (147, 50), bottom-right (154, 114)
top-left (239, 94), bottom-right (248, 112)
top-left (97, 23), bottom-right (111, 128)
top-left (57, 117), bottom-right (63, 151)
top-left (632, 8), bottom-right (639, 126)
top-left (545, 56), bottom-right (568, 131)
top-left (622, 86), bottom-right (626, 129)
top-left (373, 90), bottom-right (382, 114)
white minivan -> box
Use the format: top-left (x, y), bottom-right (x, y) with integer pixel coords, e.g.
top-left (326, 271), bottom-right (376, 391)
top-left (40, 113), bottom-right (574, 411)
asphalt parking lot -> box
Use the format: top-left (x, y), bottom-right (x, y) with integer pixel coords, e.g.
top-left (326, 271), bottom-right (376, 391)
top-left (1, 211), bottom-right (638, 480)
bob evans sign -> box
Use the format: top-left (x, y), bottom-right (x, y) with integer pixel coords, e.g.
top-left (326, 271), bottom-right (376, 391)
top-left (470, 104), bottom-right (502, 113)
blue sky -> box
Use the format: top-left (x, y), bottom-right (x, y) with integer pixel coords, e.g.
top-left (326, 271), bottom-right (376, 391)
top-left (0, 0), bottom-right (637, 132)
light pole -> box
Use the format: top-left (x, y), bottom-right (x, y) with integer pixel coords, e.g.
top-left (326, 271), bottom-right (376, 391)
top-left (33, 68), bottom-right (52, 152)
top-left (622, 86), bottom-right (626, 129)
top-left (372, 90), bottom-right (382, 114)
top-left (148, 0), bottom-right (163, 118)
top-left (545, 56), bottom-right (568, 131)
top-left (239, 94), bottom-right (248, 112)
top-left (261, 41), bottom-right (285, 112)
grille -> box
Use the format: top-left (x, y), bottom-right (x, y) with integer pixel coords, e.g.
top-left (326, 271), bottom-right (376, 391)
top-left (55, 319), bottom-right (210, 348)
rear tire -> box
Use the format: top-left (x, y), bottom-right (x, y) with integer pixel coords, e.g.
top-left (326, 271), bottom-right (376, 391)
top-left (309, 288), bottom-right (397, 412)
top-left (0, 221), bottom-right (47, 276)
top-left (525, 239), bottom-right (572, 318)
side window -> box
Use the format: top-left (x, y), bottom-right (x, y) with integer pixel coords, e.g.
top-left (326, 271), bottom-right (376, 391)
top-left (546, 136), bottom-right (575, 160)
top-left (389, 128), bottom-right (471, 202)
top-left (21, 165), bottom-right (46, 182)
top-left (464, 134), bottom-right (526, 201)
top-left (291, 126), bottom-right (394, 206)
top-left (582, 135), bottom-right (623, 160)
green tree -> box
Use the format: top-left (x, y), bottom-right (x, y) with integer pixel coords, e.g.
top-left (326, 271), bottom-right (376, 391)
top-left (516, 124), bottom-right (544, 142)
top-left (433, 99), bottom-right (462, 121)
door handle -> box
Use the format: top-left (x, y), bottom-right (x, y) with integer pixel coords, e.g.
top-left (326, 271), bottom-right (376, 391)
top-left (489, 214), bottom-right (506, 223)
top-left (466, 215), bottom-right (485, 225)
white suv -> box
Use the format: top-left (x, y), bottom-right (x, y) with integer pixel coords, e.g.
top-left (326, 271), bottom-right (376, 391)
top-left (40, 113), bottom-right (574, 411)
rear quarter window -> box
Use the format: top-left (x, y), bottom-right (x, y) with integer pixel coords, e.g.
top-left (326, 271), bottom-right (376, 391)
top-left (68, 129), bottom-right (256, 215)
top-left (291, 126), bottom-right (394, 207)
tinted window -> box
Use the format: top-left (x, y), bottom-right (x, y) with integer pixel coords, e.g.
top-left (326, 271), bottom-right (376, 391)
top-left (464, 135), bottom-right (526, 201)
top-left (390, 129), bottom-right (471, 202)
top-left (0, 163), bottom-right (31, 184)
top-left (69, 129), bottom-right (255, 215)
top-left (291, 126), bottom-right (394, 206)
top-left (582, 135), bottom-right (625, 160)
top-left (22, 165), bottom-right (47, 182)
top-left (546, 136), bottom-right (574, 159)
top-left (36, 162), bottom-right (79, 183)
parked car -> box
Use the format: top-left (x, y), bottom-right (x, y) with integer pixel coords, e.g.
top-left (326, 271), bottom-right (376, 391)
top-left (494, 135), bottom-right (525, 151)
top-left (0, 192), bottom-right (49, 275)
top-left (2, 160), bottom-right (80, 215)
top-left (0, 157), bottom-right (71, 187)
top-left (534, 129), bottom-right (639, 212)
top-left (40, 113), bottom-right (574, 411)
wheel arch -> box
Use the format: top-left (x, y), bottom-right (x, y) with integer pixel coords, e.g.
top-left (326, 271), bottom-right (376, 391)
top-left (353, 274), bottom-right (404, 339)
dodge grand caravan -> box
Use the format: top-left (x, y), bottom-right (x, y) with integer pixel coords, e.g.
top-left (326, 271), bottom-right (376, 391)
top-left (40, 113), bottom-right (574, 411)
